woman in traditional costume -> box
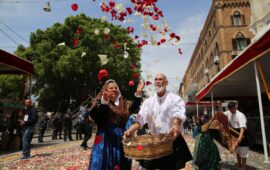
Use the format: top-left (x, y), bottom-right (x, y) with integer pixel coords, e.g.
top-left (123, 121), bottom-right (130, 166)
top-left (193, 111), bottom-right (240, 170)
top-left (88, 79), bottom-right (144, 170)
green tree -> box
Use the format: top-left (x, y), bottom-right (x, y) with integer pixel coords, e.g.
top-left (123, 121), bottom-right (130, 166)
top-left (15, 14), bottom-right (141, 112)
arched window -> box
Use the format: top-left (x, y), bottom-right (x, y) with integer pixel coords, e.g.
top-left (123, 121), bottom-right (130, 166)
top-left (232, 11), bottom-right (242, 26)
top-left (235, 33), bottom-right (247, 50)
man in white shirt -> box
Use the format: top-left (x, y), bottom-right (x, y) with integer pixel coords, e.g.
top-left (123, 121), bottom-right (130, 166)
top-left (124, 73), bottom-right (192, 170)
top-left (224, 102), bottom-right (249, 170)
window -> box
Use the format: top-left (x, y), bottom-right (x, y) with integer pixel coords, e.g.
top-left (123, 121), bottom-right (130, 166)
top-left (232, 11), bottom-right (242, 26)
top-left (232, 33), bottom-right (251, 51)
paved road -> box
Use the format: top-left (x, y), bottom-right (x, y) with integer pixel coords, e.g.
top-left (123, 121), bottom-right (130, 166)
top-left (0, 133), bottom-right (269, 169)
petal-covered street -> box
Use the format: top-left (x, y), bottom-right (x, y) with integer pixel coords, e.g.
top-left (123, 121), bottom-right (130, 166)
top-left (1, 134), bottom-right (269, 170)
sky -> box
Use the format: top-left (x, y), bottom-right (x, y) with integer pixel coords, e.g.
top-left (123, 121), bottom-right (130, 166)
top-left (0, 0), bottom-right (212, 94)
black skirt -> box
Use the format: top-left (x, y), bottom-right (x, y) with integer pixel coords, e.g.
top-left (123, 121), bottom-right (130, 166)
top-left (138, 134), bottom-right (193, 170)
top-left (233, 128), bottom-right (249, 147)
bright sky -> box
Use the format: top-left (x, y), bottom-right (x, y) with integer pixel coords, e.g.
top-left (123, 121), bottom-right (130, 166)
top-left (0, 0), bottom-right (212, 94)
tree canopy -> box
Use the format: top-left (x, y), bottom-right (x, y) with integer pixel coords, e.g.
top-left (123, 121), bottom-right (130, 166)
top-left (13, 14), bottom-right (141, 112)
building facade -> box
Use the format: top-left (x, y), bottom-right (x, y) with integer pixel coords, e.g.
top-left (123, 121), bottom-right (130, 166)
top-left (249, 0), bottom-right (270, 40)
top-left (180, 0), bottom-right (253, 102)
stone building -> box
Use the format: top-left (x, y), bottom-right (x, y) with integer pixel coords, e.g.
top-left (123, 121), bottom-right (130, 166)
top-left (180, 0), bottom-right (253, 102)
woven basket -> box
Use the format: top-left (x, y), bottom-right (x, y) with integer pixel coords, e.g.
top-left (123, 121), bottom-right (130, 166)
top-left (122, 134), bottom-right (173, 160)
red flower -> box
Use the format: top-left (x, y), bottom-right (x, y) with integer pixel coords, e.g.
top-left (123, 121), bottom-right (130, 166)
top-left (94, 135), bottom-right (104, 144)
top-left (128, 80), bottom-right (134, 86)
top-left (76, 27), bottom-right (83, 35)
top-left (104, 34), bottom-right (110, 40)
top-left (71, 4), bottom-right (78, 11)
top-left (160, 39), bottom-right (166, 43)
top-left (130, 65), bottom-right (136, 70)
top-left (137, 43), bottom-right (142, 48)
top-left (170, 33), bottom-right (175, 38)
top-left (109, 0), bottom-right (115, 8)
top-left (136, 145), bottom-right (143, 151)
top-left (132, 73), bottom-right (139, 79)
top-left (127, 26), bottom-right (134, 34)
top-left (175, 35), bottom-right (180, 41)
top-left (115, 165), bottom-right (120, 170)
top-left (141, 40), bottom-right (147, 45)
top-left (126, 7), bottom-right (133, 15)
top-left (145, 81), bottom-right (152, 85)
top-left (98, 70), bottom-right (108, 81)
top-left (73, 38), bottom-right (79, 46)
top-left (134, 35), bottom-right (139, 39)
top-left (152, 15), bottom-right (159, 20)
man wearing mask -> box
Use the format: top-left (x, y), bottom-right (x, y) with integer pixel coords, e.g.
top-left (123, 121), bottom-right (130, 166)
top-left (19, 99), bottom-right (38, 159)
top-left (124, 73), bottom-right (192, 170)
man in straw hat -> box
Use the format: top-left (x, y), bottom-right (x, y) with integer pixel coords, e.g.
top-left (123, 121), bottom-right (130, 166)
top-left (124, 73), bottom-right (192, 170)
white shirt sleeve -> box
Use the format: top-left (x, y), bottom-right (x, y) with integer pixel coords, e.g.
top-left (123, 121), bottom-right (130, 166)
top-left (135, 99), bottom-right (150, 128)
top-left (171, 96), bottom-right (186, 124)
top-left (238, 111), bottom-right (247, 129)
top-left (100, 96), bottom-right (109, 105)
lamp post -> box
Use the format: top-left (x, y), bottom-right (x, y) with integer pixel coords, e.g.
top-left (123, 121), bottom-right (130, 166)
top-left (214, 55), bottom-right (220, 72)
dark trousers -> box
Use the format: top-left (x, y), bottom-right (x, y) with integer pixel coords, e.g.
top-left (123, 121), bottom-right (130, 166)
top-left (38, 127), bottom-right (46, 142)
top-left (81, 123), bottom-right (93, 148)
top-left (22, 126), bottom-right (34, 157)
top-left (64, 126), bottom-right (72, 141)
top-left (52, 128), bottom-right (58, 140)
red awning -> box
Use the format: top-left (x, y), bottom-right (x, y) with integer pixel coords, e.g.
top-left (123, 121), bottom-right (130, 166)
top-left (186, 101), bottom-right (221, 106)
top-left (196, 29), bottom-right (270, 101)
top-left (0, 49), bottom-right (33, 75)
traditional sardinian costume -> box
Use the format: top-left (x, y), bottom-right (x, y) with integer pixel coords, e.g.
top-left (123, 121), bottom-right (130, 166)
top-left (88, 80), bottom-right (142, 170)
top-left (135, 90), bottom-right (192, 170)
top-left (193, 111), bottom-right (242, 170)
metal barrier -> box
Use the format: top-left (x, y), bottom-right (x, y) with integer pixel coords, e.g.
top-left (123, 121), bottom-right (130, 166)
top-left (247, 116), bottom-right (270, 146)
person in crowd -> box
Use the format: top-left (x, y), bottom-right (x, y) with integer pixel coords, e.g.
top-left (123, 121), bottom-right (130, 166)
top-left (80, 103), bottom-right (94, 150)
top-left (19, 99), bottom-right (38, 159)
top-left (38, 113), bottom-right (49, 143)
top-left (124, 73), bottom-right (192, 170)
top-left (63, 109), bottom-right (73, 141)
top-left (224, 102), bottom-right (249, 170)
top-left (88, 79), bottom-right (144, 170)
top-left (51, 112), bottom-right (59, 140)
top-left (57, 113), bottom-right (63, 139)
top-left (74, 111), bottom-right (84, 140)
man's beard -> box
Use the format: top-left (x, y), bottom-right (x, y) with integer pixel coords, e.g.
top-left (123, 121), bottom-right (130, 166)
top-left (155, 84), bottom-right (166, 93)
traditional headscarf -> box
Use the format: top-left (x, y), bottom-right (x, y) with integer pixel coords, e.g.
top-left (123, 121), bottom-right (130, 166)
top-left (89, 79), bottom-right (131, 117)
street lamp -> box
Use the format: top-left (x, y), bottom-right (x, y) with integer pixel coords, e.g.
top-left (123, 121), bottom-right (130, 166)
top-left (43, 2), bottom-right (51, 12)
top-left (214, 55), bottom-right (220, 72)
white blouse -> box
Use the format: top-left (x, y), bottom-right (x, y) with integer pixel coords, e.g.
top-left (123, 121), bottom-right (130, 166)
top-left (135, 91), bottom-right (186, 134)
top-left (224, 110), bottom-right (247, 129)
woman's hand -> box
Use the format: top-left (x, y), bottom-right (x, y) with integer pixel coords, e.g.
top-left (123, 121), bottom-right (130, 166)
top-left (102, 90), bottom-right (111, 101)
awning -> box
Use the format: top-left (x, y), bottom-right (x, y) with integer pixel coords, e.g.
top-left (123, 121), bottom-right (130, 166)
top-left (0, 49), bottom-right (33, 75)
top-left (186, 101), bottom-right (221, 106)
top-left (196, 29), bottom-right (270, 101)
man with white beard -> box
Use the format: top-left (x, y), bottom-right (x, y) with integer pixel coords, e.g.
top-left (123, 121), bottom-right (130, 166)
top-left (124, 73), bottom-right (192, 170)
